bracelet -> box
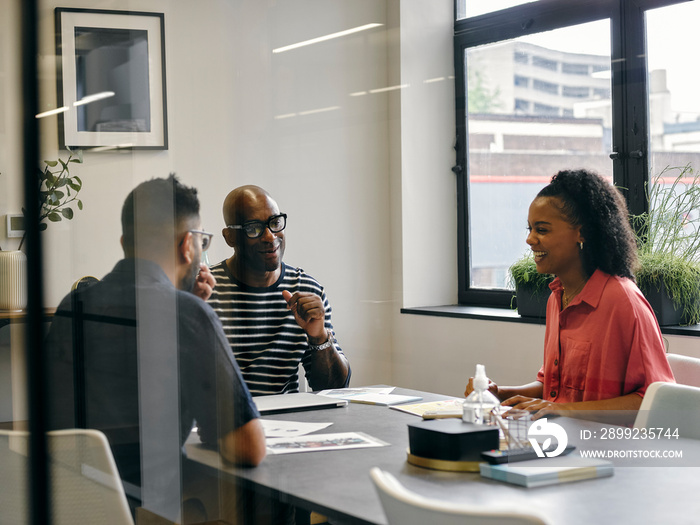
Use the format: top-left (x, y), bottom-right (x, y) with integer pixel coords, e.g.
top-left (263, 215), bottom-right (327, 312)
top-left (308, 329), bottom-right (334, 352)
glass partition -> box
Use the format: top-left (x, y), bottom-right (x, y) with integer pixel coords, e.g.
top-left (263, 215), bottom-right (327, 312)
top-left (5, 1), bottom-right (390, 523)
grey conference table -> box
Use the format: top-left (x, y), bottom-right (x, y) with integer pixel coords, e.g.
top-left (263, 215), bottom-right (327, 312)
top-left (185, 387), bottom-right (700, 525)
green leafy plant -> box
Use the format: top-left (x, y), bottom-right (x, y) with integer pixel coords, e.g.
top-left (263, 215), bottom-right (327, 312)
top-left (631, 164), bottom-right (700, 326)
top-left (508, 253), bottom-right (555, 312)
top-left (508, 253), bottom-right (554, 294)
top-left (18, 150), bottom-right (84, 251)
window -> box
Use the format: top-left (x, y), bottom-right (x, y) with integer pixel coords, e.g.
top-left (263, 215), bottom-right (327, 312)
top-left (562, 62), bottom-right (590, 75)
top-left (514, 75), bottom-right (530, 87)
top-left (562, 85), bottom-right (590, 98)
top-left (532, 79), bottom-right (559, 95)
top-left (531, 55), bottom-right (558, 71)
top-left (454, 0), bottom-right (698, 307)
top-left (457, 0), bottom-right (539, 20)
top-left (533, 102), bottom-right (561, 116)
top-left (515, 98), bottom-right (531, 113)
top-left (646, 2), bottom-right (700, 166)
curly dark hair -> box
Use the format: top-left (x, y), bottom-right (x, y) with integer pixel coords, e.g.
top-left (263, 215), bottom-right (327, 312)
top-left (537, 169), bottom-right (639, 280)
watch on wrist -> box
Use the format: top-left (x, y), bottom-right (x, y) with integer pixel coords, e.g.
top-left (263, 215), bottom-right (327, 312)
top-left (308, 329), bottom-right (334, 351)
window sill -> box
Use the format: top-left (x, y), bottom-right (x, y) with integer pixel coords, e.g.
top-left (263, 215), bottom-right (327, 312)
top-left (401, 305), bottom-right (700, 337)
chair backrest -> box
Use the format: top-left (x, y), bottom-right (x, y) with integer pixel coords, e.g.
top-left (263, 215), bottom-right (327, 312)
top-left (0, 428), bottom-right (134, 525)
top-left (634, 381), bottom-right (700, 439)
top-left (666, 353), bottom-right (700, 387)
top-left (369, 467), bottom-right (550, 525)
top-left (71, 275), bottom-right (100, 292)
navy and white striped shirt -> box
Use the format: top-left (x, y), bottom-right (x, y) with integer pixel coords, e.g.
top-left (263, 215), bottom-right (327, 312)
top-left (208, 261), bottom-right (347, 395)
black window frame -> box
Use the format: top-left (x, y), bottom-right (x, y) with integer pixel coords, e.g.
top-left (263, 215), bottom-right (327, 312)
top-left (453, 0), bottom-right (692, 307)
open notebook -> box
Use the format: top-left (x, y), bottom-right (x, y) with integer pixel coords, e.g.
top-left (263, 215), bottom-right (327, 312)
top-left (253, 392), bottom-right (349, 415)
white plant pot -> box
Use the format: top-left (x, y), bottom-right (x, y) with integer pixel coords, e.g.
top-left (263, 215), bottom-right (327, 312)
top-left (0, 250), bottom-right (27, 310)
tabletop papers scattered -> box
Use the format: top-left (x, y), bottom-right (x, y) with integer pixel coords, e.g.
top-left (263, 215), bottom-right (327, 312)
top-left (260, 419), bottom-right (333, 438)
top-left (479, 456), bottom-right (614, 487)
top-left (265, 431), bottom-right (389, 455)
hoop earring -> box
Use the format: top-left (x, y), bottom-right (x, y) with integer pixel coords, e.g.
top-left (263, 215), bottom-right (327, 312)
top-left (579, 242), bottom-right (584, 250)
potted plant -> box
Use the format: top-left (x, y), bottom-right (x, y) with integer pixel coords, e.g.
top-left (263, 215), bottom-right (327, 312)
top-left (631, 164), bottom-right (700, 326)
top-left (0, 151), bottom-right (84, 310)
top-left (508, 253), bottom-right (554, 319)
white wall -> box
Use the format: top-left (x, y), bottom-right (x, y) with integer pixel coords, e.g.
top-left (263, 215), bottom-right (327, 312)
top-left (0, 0), bottom-right (696, 400)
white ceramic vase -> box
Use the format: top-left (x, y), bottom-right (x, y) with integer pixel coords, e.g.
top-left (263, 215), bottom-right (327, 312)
top-left (0, 250), bottom-right (27, 310)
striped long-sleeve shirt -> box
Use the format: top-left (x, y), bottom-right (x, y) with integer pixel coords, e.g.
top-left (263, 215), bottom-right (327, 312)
top-left (208, 261), bottom-right (348, 395)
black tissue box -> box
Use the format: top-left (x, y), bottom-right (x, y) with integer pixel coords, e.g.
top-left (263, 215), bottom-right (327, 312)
top-left (408, 419), bottom-right (499, 462)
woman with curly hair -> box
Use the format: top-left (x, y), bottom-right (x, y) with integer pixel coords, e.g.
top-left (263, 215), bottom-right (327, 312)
top-left (465, 169), bottom-right (674, 419)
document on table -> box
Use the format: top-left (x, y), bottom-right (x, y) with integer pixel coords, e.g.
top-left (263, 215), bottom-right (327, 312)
top-left (265, 431), bottom-right (389, 455)
top-left (317, 387), bottom-right (396, 397)
top-left (260, 419), bottom-right (333, 438)
top-left (317, 387), bottom-right (422, 406)
top-left (389, 398), bottom-right (464, 417)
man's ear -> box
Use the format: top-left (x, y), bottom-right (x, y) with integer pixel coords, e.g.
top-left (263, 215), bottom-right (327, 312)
top-left (178, 231), bottom-right (195, 264)
top-left (222, 227), bottom-right (236, 248)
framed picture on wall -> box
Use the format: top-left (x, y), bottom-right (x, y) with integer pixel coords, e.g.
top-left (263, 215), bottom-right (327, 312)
top-left (55, 8), bottom-right (168, 150)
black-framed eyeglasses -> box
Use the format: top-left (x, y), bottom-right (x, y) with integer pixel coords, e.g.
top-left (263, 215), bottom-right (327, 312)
top-left (188, 229), bottom-right (214, 251)
top-left (227, 213), bottom-right (287, 239)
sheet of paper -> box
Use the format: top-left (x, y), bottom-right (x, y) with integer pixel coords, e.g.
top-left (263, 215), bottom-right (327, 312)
top-left (265, 431), bottom-right (389, 455)
top-left (341, 393), bottom-right (423, 405)
top-left (260, 419), bottom-right (333, 438)
top-left (389, 398), bottom-right (464, 417)
top-left (317, 387), bottom-right (395, 397)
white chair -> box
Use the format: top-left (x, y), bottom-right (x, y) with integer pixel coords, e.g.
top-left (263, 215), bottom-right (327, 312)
top-left (634, 381), bottom-right (700, 439)
top-left (369, 467), bottom-right (550, 525)
top-left (0, 428), bottom-right (134, 525)
top-left (666, 353), bottom-right (700, 387)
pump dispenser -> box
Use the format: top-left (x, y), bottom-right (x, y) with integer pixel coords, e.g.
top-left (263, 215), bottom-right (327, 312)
top-left (462, 364), bottom-right (500, 425)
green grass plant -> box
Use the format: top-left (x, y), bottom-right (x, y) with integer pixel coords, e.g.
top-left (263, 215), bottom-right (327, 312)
top-left (631, 164), bottom-right (700, 325)
top-left (508, 253), bottom-right (554, 294)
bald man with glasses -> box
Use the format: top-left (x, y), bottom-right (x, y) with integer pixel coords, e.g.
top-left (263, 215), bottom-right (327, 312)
top-left (207, 185), bottom-right (350, 396)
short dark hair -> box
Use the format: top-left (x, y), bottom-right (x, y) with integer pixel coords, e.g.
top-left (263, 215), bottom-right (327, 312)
top-left (537, 169), bottom-right (639, 280)
top-left (121, 174), bottom-right (200, 255)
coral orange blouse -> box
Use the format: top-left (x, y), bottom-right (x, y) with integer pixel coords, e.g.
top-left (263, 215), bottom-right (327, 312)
top-left (537, 270), bottom-right (675, 403)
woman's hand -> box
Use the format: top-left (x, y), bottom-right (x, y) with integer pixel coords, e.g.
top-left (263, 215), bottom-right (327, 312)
top-left (501, 395), bottom-right (568, 419)
top-left (464, 377), bottom-right (499, 398)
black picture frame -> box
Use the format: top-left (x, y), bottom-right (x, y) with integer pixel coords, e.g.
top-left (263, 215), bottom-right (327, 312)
top-left (55, 8), bottom-right (168, 150)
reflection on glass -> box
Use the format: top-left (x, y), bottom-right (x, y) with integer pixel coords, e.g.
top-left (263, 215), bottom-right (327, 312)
top-left (74, 27), bottom-right (151, 133)
top-left (465, 21), bottom-right (612, 289)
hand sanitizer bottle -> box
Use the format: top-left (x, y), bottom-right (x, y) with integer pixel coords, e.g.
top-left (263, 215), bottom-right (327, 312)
top-left (463, 364), bottom-right (500, 425)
